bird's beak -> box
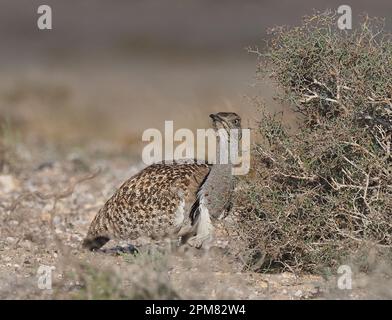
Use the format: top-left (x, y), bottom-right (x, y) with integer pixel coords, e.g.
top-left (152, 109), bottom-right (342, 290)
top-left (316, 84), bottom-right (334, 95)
top-left (209, 114), bottom-right (220, 121)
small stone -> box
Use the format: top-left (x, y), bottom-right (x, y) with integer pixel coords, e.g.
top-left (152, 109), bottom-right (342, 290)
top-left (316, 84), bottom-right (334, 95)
top-left (53, 216), bottom-right (61, 225)
top-left (0, 175), bottom-right (19, 194)
top-left (20, 240), bottom-right (32, 250)
top-left (71, 234), bottom-right (83, 242)
top-left (6, 237), bottom-right (15, 243)
top-left (295, 290), bottom-right (303, 297)
top-left (40, 212), bottom-right (52, 222)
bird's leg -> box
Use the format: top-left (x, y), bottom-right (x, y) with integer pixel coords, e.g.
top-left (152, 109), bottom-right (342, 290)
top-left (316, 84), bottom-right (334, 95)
top-left (178, 230), bottom-right (196, 246)
top-left (171, 220), bottom-right (195, 248)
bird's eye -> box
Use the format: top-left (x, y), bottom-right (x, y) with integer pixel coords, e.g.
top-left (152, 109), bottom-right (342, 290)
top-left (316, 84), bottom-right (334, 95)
top-left (233, 119), bottom-right (240, 125)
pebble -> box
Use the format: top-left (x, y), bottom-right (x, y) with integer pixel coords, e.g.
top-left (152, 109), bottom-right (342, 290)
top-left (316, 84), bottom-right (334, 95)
top-left (0, 175), bottom-right (19, 194)
top-left (71, 234), bottom-right (83, 241)
top-left (40, 212), bottom-right (52, 222)
top-left (20, 240), bottom-right (32, 250)
top-left (295, 290), bottom-right (303, 297)
top-left (6, 237), bottom-right (16, 243)
top-left (53, 216), bottom-right (61, 225)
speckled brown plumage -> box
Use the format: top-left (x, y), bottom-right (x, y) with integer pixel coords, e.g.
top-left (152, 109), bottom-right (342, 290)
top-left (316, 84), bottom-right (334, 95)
top-left (83, 161), bottom-right (210, 249)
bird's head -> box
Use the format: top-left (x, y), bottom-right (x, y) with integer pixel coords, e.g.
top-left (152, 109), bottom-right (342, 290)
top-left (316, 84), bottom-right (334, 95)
top-left (209, 112), bottom-right (242, 140)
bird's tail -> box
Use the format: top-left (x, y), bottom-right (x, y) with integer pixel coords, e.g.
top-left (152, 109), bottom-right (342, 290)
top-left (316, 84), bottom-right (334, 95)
top-left (82, 234), bottom-right (110, 251)
top-left (83, 206), bottom-right (111, 250)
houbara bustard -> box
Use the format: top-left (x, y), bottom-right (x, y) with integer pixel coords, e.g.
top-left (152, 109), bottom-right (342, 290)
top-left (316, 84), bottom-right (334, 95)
top-left (83, 112), bottom-right (242, 251)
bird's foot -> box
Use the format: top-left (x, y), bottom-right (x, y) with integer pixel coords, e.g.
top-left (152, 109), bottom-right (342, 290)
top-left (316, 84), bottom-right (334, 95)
top-left (187, 234), bottom-right (212, 249)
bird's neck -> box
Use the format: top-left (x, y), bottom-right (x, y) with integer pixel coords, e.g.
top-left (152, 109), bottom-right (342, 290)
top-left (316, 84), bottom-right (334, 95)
top-left (201, 136), bottom-right (234, 220)
top-left (215, 132), bottom-right (239, 166)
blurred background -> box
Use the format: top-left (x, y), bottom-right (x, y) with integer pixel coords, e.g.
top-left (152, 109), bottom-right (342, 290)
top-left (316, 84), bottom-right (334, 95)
top-left (1, 0), bottom-right (391, 159)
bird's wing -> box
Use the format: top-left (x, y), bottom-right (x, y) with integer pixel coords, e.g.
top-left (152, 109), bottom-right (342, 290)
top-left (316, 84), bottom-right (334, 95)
top-left (87, 161), bottom-right (210, 239)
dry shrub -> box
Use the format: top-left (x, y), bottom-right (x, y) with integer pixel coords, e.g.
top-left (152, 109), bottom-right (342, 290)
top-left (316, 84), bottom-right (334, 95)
top-left (235, 12), bottom-right (392, 273)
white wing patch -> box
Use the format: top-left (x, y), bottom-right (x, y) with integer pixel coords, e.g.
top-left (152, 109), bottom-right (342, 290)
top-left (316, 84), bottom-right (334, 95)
top-left (187, 194), bottom-right (214, 248)
top-left (197, 195), bottom-right (213, 239)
